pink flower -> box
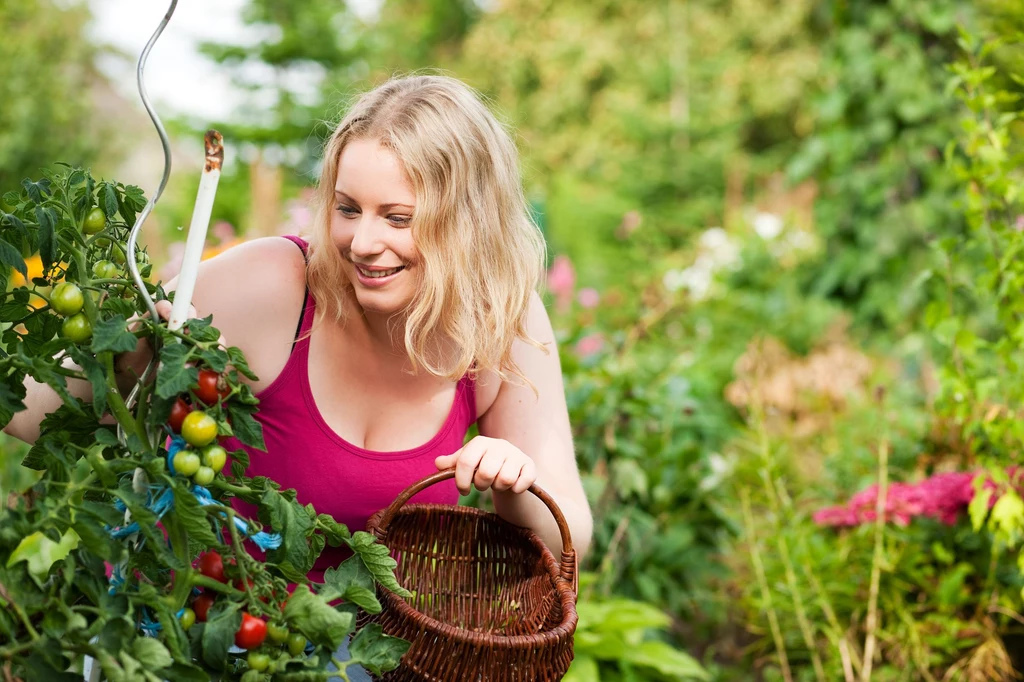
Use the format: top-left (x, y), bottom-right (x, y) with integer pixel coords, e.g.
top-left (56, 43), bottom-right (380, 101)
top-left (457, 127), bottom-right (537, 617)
top-left (814, 471), bottom-right (985, 528)
top-left (577, 288), bottom-right (600, 309)
top-left (547, 255), bottom-right (575, 312)
top-left (575, 333), bottom-right (605, 358)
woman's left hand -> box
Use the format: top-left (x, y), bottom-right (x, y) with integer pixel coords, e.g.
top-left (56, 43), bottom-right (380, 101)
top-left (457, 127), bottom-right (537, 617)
top-left (435, 436), bottom-right (537, 496)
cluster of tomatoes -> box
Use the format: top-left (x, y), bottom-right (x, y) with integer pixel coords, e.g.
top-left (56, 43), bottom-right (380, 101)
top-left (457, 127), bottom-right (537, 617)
top-left (169, 369), bottom-right (231, 486)
top-left (180, 551), bottom-right (308, 673)
top-left (50, 206), bottom-right (152, 343)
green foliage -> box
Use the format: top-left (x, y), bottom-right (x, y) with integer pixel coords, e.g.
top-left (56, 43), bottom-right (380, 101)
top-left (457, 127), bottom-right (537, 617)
top-left (789, 0), bottom-right (972, 329)
top-left (0, 1), bottom-right (110, 193)
top-left (566, 574), bottom-right (707, 682)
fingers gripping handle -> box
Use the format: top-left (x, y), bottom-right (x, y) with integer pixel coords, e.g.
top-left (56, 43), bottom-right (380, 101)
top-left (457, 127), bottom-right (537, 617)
top-left (375, 467), bottom-right (578, 594)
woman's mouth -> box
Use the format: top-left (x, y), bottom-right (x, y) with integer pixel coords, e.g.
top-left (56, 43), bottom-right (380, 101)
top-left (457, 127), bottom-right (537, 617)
top-left (356, 265), bottom-right (405, 278)
top-left (353, 264), bottom-right (406, 287)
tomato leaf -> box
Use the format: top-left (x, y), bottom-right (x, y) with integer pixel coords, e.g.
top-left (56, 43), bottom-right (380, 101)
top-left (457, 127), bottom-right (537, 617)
top-left (7, 529), bottom-right (80, 584)
top-left (200, 602), bottom-right (241, 671)
top-left (261, 488), bottom-right (314, 580)
top-left (35, 206), bottom-right (56, 273)
top-left (182, 315), bottom-right (220, 344)
top-left (226, 404), bottom-right (265, 451)
top-left (345, 532), bottom-right (412, 598)
top-left (69, 346), bottom-right (107, 418)
top-left (317, 514), bottom-right (351, 547)
top-left (155, 343), bottom-right (198, 400)
top-left (347, 623), bottom-right (410, 676)
top-left (123, 185), bottom-right (147, 211)
top-left (90, 315), bottom-right (139, 354)
top-left (0, 238), bottom-right (26, 279)
top-left (284, 584), bottom-right (353, 650)
top-left (21, 178), bottom-right (52, 204)
top-left (132, 638), bottom-right (173, 671)
top-left (0, 377), bottom-right (27, 428)
top-left (322, 556), bottom-right (381, 614)
top-left (226, 346), bottom-right (258, 381)
top-left (171, 483), bottom-right (220, 547)
top-left (101, 183), bottom-right (118, 220)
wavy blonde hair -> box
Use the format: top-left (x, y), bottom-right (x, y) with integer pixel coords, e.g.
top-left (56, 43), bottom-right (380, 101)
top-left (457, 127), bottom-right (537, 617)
top-left (306, 75), bottom-right (547, 383)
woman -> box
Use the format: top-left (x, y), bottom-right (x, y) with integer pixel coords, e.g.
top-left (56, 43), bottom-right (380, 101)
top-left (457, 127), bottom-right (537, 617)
top-left (6, 75), bottom-right (592, 677)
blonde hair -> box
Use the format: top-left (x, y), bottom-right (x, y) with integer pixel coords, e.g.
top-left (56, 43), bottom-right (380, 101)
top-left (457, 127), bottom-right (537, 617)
top-left (306, 74), bottom-right (547, 383)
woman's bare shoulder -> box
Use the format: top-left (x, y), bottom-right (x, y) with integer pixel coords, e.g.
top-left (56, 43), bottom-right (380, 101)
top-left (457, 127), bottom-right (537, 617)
top-left (167, 237), bottom-right (308, 382)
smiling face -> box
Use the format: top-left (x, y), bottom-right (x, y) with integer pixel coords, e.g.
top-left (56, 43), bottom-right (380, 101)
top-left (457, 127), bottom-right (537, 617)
top-left (330, 139), bottom-right (419, 317)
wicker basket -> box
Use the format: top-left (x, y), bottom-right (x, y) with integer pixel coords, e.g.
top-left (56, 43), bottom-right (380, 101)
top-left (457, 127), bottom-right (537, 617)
top-left (360, 468), bottom-right (579, 681)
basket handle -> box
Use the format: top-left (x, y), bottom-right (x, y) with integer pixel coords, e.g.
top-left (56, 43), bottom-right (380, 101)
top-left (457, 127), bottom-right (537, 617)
top-left (373, 467), bottom-right (578, 594)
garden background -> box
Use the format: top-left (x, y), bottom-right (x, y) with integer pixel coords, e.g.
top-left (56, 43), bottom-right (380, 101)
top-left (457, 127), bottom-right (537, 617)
top-left (2, 0), bottom-right (1024, 679)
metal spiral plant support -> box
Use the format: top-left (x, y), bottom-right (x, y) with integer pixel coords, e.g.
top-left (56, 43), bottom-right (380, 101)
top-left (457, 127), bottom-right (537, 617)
top-left (117, 0), bottom-right (176, 447)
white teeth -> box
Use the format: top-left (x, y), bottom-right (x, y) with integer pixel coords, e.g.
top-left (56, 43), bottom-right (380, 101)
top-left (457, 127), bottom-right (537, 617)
top-left (359, 266), bottom-right (403, 278)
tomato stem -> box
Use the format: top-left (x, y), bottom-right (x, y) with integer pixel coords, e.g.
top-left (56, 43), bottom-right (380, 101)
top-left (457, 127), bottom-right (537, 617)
top-left (190, 574), bottom-right (244, 597)
top-left (102, 352), bottom-right (150, 450)
top-left (225, 509), bottom-right (259, 608)
top-left (165, 512), bottom-right (193, 610)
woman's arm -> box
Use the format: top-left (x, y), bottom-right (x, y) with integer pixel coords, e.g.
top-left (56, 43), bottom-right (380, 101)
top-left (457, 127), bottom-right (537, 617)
top-left (3, 237), bottom-right (304, 444)
top-left (440, 291), bottom-right (593, 562)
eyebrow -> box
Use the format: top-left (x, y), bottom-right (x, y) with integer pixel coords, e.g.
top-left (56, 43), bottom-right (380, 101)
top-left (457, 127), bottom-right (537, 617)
top-left (334, 190), bottom-right (414, 211)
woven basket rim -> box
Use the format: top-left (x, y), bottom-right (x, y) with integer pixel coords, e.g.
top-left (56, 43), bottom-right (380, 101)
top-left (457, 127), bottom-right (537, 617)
top-left (367, 503), bottom-right (579, 647)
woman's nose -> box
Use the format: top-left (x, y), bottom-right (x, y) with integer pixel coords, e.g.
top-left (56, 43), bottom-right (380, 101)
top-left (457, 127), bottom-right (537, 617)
top-left (349, 216), bottom-right (384, 256)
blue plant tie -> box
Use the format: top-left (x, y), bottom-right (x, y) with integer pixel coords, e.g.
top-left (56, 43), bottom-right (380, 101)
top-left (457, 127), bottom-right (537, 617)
top-left (107, 563), bottom-right (126, 595)
top-left (139, 608), bottom-right (162, 637)
top-left (165, 434), bottom-right (186, 474)
top-left (192, 484), bottom-right (282, 551)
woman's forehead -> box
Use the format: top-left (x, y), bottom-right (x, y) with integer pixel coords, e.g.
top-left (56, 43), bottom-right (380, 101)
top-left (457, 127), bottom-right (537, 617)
top-left (335, 139), bottom-right (415, 206)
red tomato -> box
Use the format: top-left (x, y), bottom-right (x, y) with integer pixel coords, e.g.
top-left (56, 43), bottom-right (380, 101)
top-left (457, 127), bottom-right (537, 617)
top-left (168, 398), bottom-right (191, 433)
top-left (235, 612), bottom-right (267, 650)
top-left (197, 551), bottom-right (226, 583)
top-left (192, 593), bottom-right (215, 623)
top-left (195, 369), bottom-right (230, 406)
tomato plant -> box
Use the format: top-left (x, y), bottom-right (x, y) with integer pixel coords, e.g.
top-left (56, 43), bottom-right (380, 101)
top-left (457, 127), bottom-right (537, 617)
top-left (0, 168), bottom-right (412, 680)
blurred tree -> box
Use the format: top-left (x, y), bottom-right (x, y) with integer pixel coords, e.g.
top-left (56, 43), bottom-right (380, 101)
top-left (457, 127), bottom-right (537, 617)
top-left (787, 0), bottom-right (975, 330)
top-left (459, 0), bottom-right (822, 284)
top-left (0, 0), bottom-right (110, 192)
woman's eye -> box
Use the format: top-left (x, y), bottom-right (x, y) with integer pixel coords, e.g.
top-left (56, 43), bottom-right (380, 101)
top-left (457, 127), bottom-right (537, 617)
top-left (336, 205), bottom-right (358, 217)
top-left (388, 215), bottom-right (411, 226)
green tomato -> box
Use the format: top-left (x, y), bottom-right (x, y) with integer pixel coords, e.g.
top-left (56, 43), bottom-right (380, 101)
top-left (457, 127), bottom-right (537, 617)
top-left (61, 314), bottom-right (92, 343)
top-left (201, 444), bottom-right (227, 473)
top-left (266, 622), bottom-right (289, 645)
top-left (84, 207), bottom-right (106, 235)
top-left (111, 244), bottom-right (127, 265)
top-left (92, 260), bottom-right (118, 280)
top-left (173, 450), bottom-right (201, 477)
top-left (287, 632), bottom-right (307, 657)
top-left (181, 411), bottom-right (218, 448)
top-left (179, 607), bottom-right (196, 631)
top-left (50, 282), bottom-right (84, 316)
top-left (193, 465), bottom-right (216, 486)
top-left (246, 652), bottom-right (270, 672)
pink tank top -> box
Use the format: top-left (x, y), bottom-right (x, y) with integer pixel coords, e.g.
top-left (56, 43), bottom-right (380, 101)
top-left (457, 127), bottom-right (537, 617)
top-left (225, 235), bottom-right (467, 582)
